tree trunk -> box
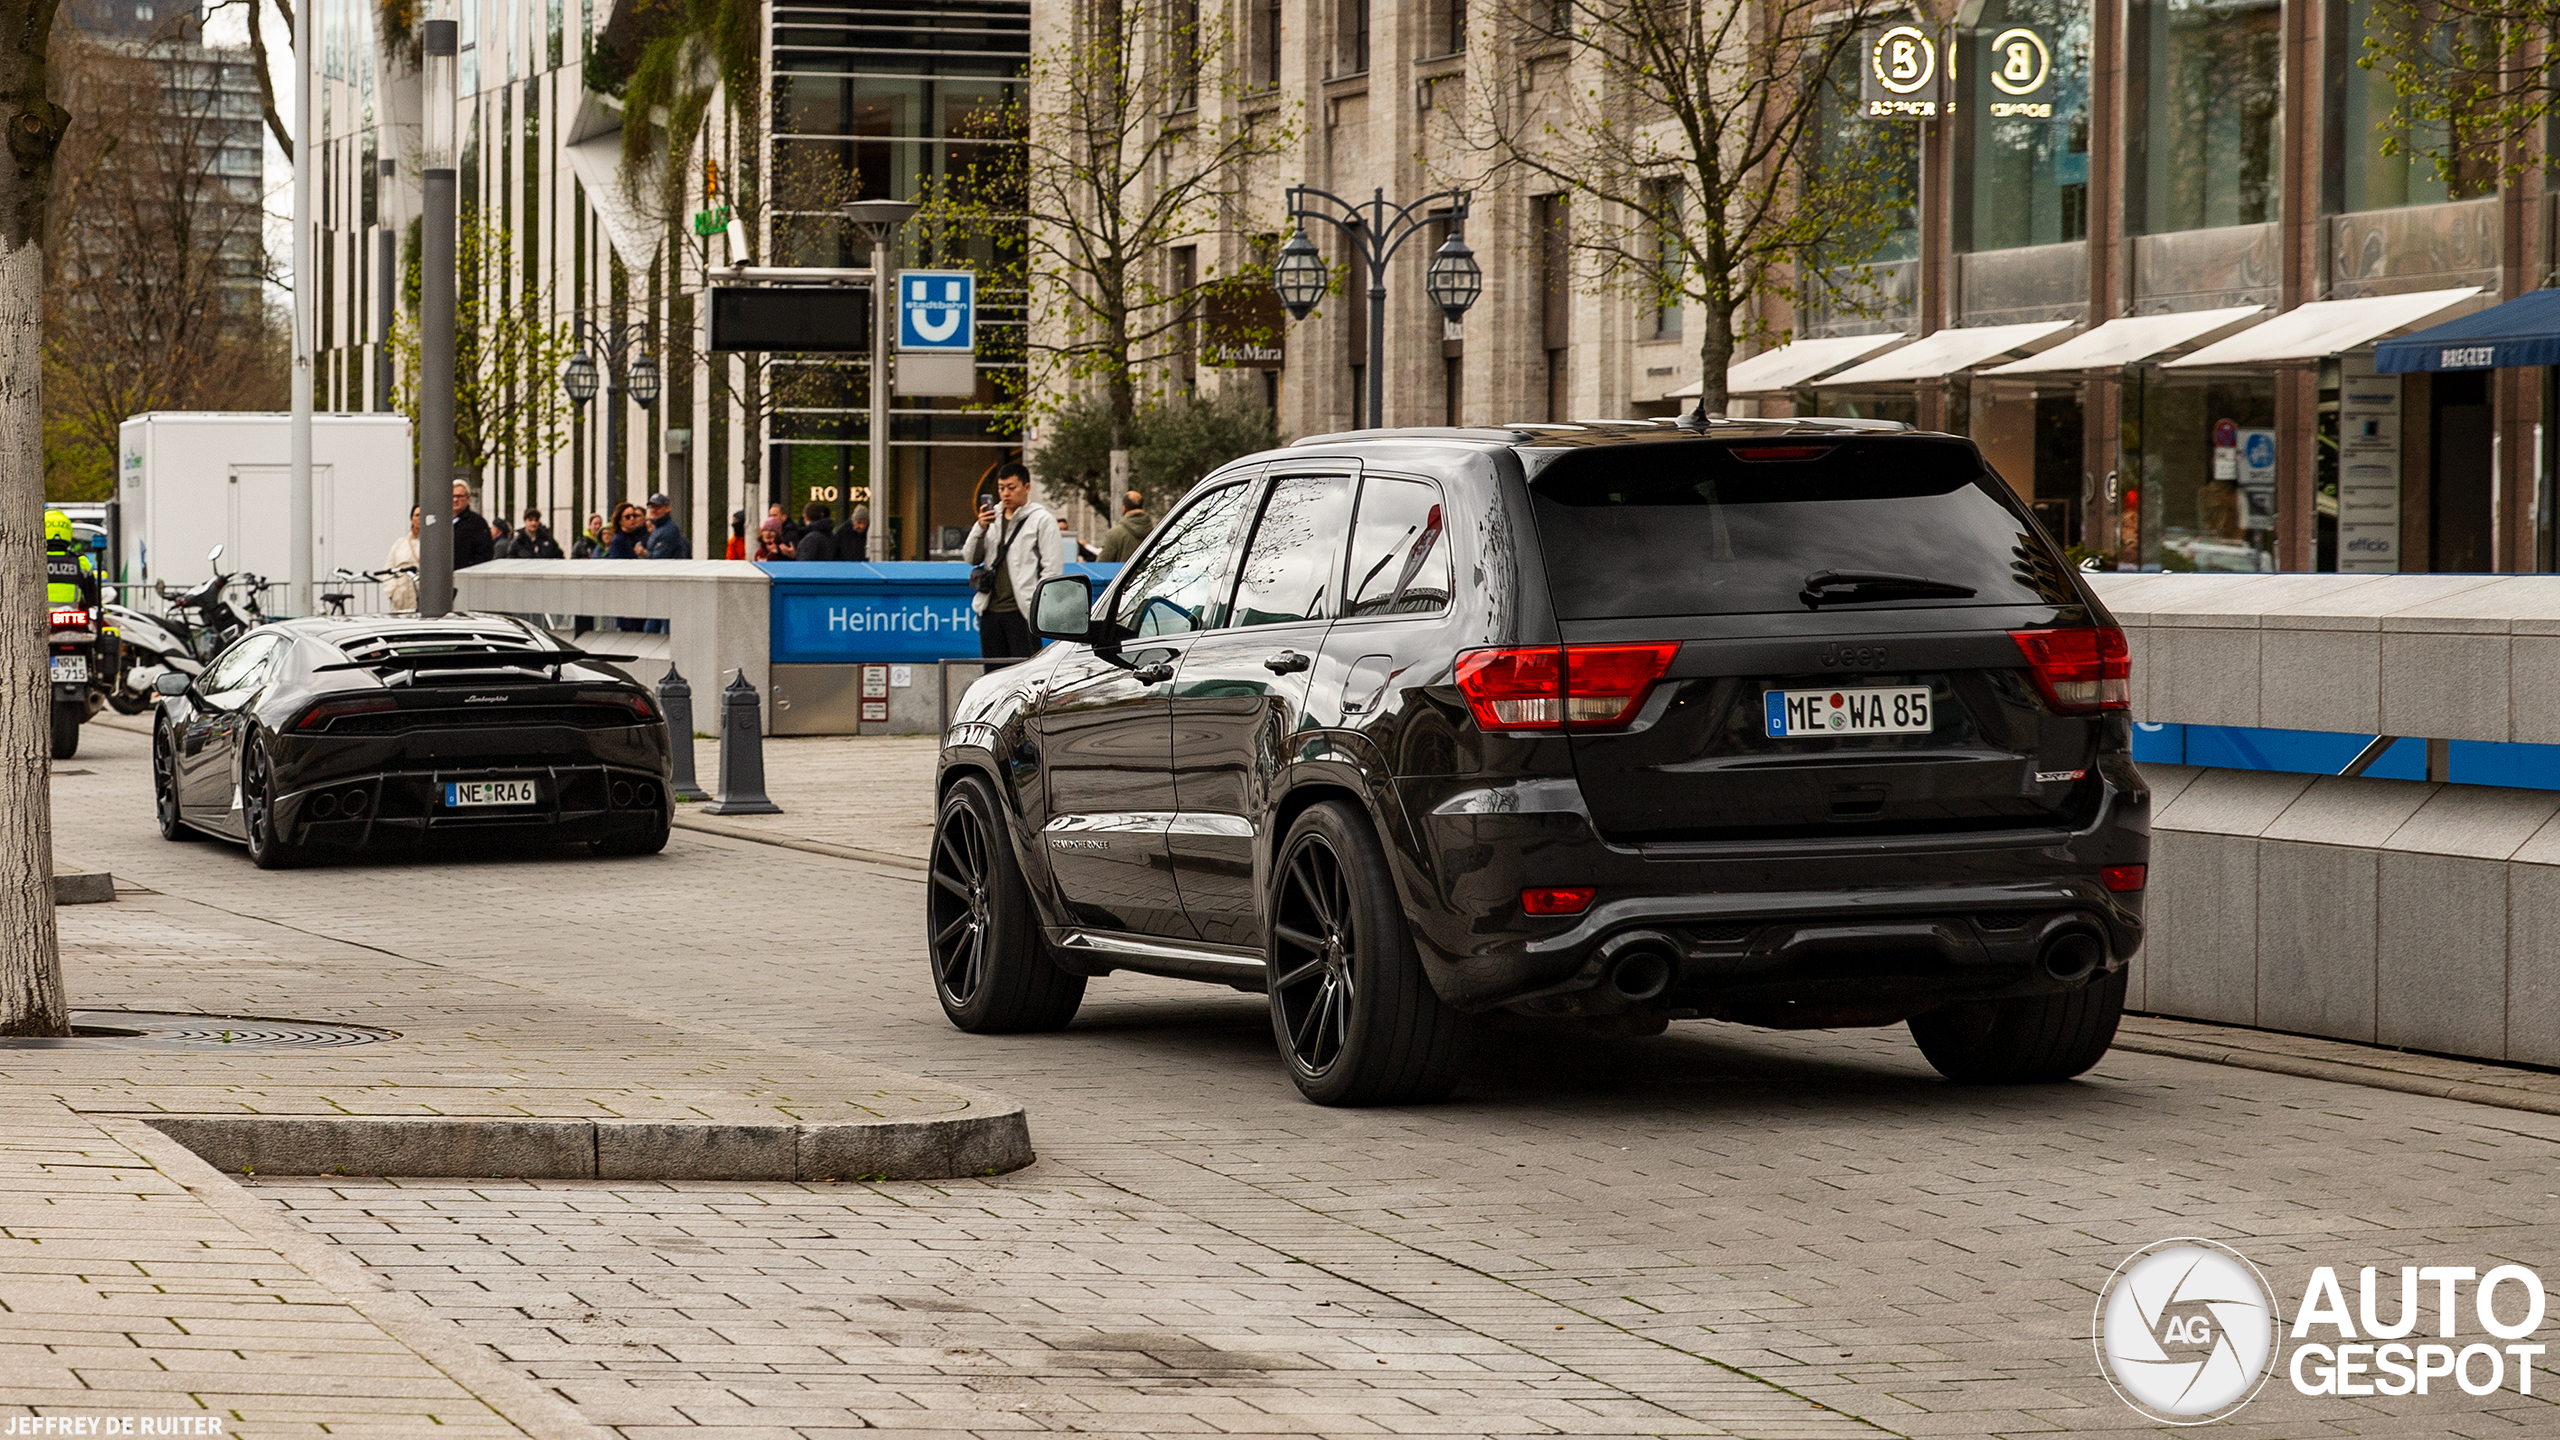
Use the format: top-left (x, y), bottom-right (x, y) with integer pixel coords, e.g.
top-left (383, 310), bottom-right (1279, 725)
top-left (1693, 295), bottom-right (1737, 422)
top-left (0, 0), bottom-right (67, 1037)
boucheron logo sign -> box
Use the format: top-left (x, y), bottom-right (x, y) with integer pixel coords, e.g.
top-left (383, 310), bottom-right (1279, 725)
top-left (2095, 1240), bottom-right (2551, 1422)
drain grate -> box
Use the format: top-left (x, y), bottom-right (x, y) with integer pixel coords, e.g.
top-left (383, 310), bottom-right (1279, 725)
top-left (0, 1011), bottom-right (398, 1050)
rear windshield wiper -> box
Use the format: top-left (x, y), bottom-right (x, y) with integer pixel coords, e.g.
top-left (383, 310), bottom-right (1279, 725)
top-left (1799, 570), bottom-right (1979, 608)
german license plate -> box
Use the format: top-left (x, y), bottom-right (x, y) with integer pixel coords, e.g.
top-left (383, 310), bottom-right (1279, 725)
top-left (49, 655), bottom-right (86, 683)
top-left (1764, 686), bottom-right (1932, 738)
top-left (444, 779), bottom-right (539, 807)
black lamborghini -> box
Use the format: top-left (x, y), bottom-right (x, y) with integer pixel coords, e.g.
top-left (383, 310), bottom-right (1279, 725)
top-left (151, 615), bottom-right (673, 868)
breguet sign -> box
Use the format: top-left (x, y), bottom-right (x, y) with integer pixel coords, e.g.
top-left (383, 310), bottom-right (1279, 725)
top-left (1983, 26), bottom-right (2054, 117)
top-left (1861, 25), bottom-right (1943, 118)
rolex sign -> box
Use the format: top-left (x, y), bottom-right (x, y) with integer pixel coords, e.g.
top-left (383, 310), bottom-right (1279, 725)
top-left (1860, 24), bottom-right (1943, 119)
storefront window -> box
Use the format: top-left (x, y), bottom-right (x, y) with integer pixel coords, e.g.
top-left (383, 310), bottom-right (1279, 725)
top-left (2129, 372), bottom-right (2279, 571)
top-left (1963, 0), bottom-right (2092, 250)
top-left (2338, 0), bottom-right (2494, 209)
top-left (2131, 0), bottom-right (2282, 234)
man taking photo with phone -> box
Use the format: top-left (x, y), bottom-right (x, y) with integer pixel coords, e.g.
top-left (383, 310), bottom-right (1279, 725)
top-left (963, 460), bottom-right (1063, 663)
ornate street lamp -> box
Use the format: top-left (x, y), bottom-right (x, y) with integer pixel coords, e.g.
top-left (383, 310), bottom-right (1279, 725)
top-left (1274, 186), bottom-right (1475, 428)
top-left (561, 319), bottom-right (658, 512)
top-left (1425, 232), bottom-right (1482, 322)
top-left (1272, 228), bottom-right (1329, 321)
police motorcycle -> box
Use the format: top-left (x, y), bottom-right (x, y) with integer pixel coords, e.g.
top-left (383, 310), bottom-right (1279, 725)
top-left (106, 546), bottom-right (268, 712)
top-left (43, 512), bottom-right (105, 760)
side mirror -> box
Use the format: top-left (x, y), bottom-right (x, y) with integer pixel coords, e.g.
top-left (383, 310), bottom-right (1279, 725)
top-left (152, 671), bottom-right (192, 697)
top-left (1033, 574), bottom-right (1095, 643)
top-left (207, 544), bottom-right (223, 564)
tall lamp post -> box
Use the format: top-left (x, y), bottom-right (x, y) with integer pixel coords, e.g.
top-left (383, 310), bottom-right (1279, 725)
top-left (418, 15), bottom-right (459, 616)
top-left (1274, 186), bottom-right (1480, 430)
top-left (560, 321), bottom-right (662, 517)
top-left (843, 200), bottom-right (917, 545)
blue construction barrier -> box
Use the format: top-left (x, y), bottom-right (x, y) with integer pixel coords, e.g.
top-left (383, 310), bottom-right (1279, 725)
top-left (761, 561), bottom-right (1122, 665)
top-left (2132, 723), bottom-right (2560, 791)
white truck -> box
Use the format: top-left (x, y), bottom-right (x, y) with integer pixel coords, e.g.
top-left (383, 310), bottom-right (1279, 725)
top-left (115, 412), bottom-right (416, 593)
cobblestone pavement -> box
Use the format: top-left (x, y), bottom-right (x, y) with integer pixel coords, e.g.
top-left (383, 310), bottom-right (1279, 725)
top-left (27, 720), bottom-right (2560, 1437)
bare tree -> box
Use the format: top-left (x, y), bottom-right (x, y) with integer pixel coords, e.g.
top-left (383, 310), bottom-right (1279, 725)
top-left (203, 0), bottom-right (294, 162)
top-left (389, 214), bottom-right (577, 486)
top-left (1, 0), bottom-right (72, 1035)
top-left (45, 29), bottom-right (285, 498)
top-left (1464, 0), bottom-right (1904, 417)
top-left (923, 0), bottom-right (1297, 509)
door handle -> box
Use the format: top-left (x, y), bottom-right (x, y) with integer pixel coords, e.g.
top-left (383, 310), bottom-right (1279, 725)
top-left (1263, 650), bottom-right (1311, 674)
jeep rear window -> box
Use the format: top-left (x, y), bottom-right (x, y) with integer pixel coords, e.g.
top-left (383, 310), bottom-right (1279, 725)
top-left (1527, 438), bottom-right (2079, 619)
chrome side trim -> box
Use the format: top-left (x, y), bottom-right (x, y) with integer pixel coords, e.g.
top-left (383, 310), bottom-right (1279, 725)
top-left (1058, 929), bottom-right (1268, 986)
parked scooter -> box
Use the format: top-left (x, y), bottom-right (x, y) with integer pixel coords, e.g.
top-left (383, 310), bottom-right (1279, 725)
top-left (107, 545), bottom-right (272, 712)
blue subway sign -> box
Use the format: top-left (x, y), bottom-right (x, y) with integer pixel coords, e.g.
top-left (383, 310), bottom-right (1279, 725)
top-left (763, 561), bottom-right (1119, 664)
top-left (898, 272), bottom-right (976, 351)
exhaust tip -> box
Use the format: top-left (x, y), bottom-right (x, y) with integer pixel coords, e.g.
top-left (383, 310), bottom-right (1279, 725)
top-left (310, 793), bottom-right (337, 819)
top-left (342, 789), bottom-right (368, 816)
top-left (1600, 933), bottom-right (1678, 1003)
top-left (611, 781), bottom-right (634, 806)
top-left (2042, 931), bottom-right (2105, 984)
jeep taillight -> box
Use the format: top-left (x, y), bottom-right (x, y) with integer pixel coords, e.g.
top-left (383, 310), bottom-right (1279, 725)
top-left (2010, 627), bottom-right (2130, 714)
top-left (1454, 643), bottom-right (1680, 731)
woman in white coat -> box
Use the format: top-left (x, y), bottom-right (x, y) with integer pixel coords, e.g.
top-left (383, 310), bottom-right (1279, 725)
top-left (961, 461), bottom-right (1065, 663)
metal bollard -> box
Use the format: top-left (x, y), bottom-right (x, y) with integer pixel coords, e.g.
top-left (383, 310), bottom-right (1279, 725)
top-left (702, 670), bottom-right (783, 815)
top-left (657, 665), bottom-right (711, 802)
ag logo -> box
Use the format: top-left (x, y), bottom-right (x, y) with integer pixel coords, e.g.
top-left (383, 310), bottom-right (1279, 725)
top-left (1987, 26), bottom-right (2051, 97)
top-left (2096, 1239), bottom-right (2281, 1424)
top-left (1871, 25), bottom-right (1938, 95)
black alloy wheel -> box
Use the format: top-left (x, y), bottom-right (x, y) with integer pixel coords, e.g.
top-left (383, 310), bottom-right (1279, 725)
top-left (241, 731), bottom-right (302, 870)
top-left (153, 720), bottom-right (199, 842)
top-left (1266, 800), bottom-right (1463, 1106)
top-left (928, 773), bottom-right (1083, 1032)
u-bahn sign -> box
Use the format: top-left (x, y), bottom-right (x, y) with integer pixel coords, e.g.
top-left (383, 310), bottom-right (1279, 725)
top-left (1861, 25), bottom-right (1943, 119)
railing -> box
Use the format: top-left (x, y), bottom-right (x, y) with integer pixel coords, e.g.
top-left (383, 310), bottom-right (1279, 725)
top-left (99, 574), bottom-right (403, 621)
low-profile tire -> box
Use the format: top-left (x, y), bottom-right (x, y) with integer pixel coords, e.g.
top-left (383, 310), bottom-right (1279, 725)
top-left (1908, 968), bottom-right (2127, 1084)
top-left (49, 698), bottom-right (80, 760)
top-left (241, 732), bottom-right (304, 870)
top-left (1267, 800), bottom-right (1463, 1106)
top-left (153, 720), bottom-right (201, 841)
top-left (929, 773), bottom-right (1084, 1033)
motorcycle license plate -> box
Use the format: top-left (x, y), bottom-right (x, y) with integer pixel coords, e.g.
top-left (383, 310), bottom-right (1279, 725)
top-left (1764, 685), bottom-right (1932, 738)
top-left (443, 780), bottom-right (539, 808)
top-left (49, 655), bottom-right (87, 683)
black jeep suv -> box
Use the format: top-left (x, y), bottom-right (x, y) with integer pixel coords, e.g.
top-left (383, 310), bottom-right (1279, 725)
top-left (930, 421), bottom-right (2148, 1104)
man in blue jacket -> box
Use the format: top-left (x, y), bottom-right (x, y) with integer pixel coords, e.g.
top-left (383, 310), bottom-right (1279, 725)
top-left (642, 493), bottom-right (689, 632)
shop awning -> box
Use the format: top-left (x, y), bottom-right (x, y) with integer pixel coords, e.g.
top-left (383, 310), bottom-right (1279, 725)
top-left (1667, 334), bottom-right (1909, 397)
top-left (2373, 288), bottom-right (2560, 373)
top-left (1817, 320), bottom-right (2072, 385)
top-left (2165, 286), bottom-right (2481, 368)
top-left (1980, 305), bottom-right (2264, 376)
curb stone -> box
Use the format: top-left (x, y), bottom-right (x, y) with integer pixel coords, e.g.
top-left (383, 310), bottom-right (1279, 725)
top-left (144, 1108), bottom-right (1035, 1180)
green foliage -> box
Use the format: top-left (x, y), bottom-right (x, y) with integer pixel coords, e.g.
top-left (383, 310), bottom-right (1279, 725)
top-left (2356, 0), bottom-right (2552, 187)
top-left (1033, 389), bottom-right (1282, 515)
top-left (1129, 390), bottom-right (1282, 504)
top-left (615, 0), bottom-right (761, 223)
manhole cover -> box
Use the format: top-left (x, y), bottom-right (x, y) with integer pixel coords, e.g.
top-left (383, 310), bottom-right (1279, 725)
top-left (0, 1011), bottom-right (398, 1050)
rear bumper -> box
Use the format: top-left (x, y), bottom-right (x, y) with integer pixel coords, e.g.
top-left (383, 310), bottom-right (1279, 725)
top-left (275, 761), bottom-right (670, 849)
top-left (1394, 756), bottom-right (2148, 1020)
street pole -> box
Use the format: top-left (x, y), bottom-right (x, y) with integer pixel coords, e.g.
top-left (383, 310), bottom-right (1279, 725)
top-left (871, 228), bottom-right (892, 553)
top-left (419, 17), bottom-right (458, 616)
top-left (377, 161), bottom-right (396, 411)
top-left (288, 0), bottom-right (314, 616)
top-left (608, 366), bottom-right (626, 514)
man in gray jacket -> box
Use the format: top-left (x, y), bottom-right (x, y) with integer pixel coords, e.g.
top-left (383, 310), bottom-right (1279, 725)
top-left (964, 460), bottom-right (1064, 662)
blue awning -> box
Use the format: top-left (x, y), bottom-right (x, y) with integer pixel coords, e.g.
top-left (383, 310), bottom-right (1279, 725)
top-left (2374, 288), bottom-right (2560, 373)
